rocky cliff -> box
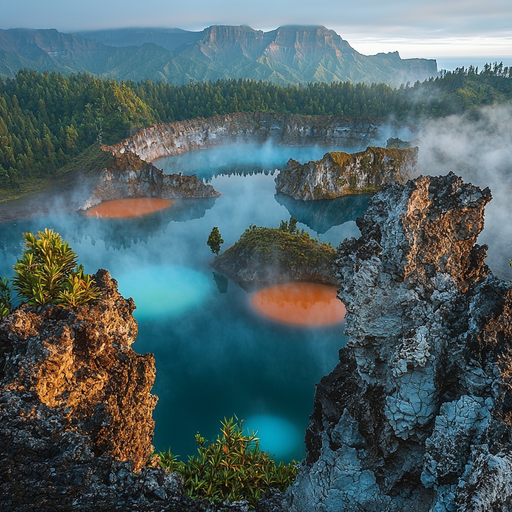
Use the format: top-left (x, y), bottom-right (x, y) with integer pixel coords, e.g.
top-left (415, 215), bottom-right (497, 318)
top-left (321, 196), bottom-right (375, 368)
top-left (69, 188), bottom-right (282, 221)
top-left (275, 146), bottom-right (418, 200)
top-left (105, 112), bottom-right (393, 163)
top-left (273, 172), bottom-right (512, 511)
top-left (79, 147), bottom-right (219, 210)
top-left (0, 270), bottom-right (184, 510)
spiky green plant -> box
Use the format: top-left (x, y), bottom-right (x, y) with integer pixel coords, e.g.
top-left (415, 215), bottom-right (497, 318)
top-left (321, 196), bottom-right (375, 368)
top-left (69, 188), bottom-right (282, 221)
top-left (12, 229), bottom-right (101, 307)
top-left (157, 417), bottom-right (299, 507)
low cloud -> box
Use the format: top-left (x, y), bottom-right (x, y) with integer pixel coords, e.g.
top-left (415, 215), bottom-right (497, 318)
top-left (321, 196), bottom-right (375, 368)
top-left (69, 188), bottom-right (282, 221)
top-left (416, 105), bottom-right (512, 277)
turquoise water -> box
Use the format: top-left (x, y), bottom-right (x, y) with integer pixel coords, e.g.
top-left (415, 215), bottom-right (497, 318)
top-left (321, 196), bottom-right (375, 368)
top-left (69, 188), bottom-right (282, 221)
top-left (0, 143), bottom-right (371, 462)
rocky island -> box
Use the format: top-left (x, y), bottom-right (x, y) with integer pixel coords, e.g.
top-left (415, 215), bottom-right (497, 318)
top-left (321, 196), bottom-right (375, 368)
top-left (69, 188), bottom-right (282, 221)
top-left (212, 221), bottom-right (338, 286)
top-left (275, 146), bottom-right (418, 200)
top-left (79, 145), bottom-right (219, 211)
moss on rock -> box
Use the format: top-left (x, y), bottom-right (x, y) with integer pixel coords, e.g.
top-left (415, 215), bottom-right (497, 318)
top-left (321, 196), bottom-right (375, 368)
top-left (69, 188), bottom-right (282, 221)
top-left (212, 223), bottom-right (338, 285)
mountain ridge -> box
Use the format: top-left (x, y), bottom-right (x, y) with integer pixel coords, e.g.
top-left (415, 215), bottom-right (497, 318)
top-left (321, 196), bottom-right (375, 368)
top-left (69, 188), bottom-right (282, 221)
top-left (0, 25), bottom-right (437, 86)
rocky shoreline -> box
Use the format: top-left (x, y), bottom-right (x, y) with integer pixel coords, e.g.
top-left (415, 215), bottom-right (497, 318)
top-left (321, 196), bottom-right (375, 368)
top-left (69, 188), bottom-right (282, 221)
top-left (212, 225), bottom-right (338, 286)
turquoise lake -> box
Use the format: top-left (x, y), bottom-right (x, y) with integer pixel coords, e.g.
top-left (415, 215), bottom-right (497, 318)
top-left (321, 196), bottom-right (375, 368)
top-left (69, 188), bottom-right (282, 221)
top-left (0, 142), bottom-right (372, 462)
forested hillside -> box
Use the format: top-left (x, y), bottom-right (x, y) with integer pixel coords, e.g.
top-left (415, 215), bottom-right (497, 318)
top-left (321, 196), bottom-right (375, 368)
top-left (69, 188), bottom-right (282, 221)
top-left (0, 63), bottom-right (511, 190)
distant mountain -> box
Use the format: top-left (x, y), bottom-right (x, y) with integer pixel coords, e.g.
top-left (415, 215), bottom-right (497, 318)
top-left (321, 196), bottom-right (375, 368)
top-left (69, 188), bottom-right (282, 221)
top-left (0, 26), bottom-right (437, 86)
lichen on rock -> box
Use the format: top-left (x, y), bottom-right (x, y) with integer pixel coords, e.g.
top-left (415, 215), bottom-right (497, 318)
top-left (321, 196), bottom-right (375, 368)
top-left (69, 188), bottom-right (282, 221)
top-left (275, 146), bottom-right (418, 200)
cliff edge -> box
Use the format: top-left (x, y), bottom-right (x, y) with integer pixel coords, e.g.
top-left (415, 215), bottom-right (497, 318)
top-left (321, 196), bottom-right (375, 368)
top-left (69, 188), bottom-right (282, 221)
top-left (0, 270), bottom-right (183, 510)
top-left (275, 146), bottom-right (418, 200)
top-left (278, 172), bottom-right (512, 511)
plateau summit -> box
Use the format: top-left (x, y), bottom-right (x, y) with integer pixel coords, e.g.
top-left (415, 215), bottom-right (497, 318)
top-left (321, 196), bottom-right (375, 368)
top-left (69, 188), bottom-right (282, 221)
top-left (0, 25), bottom-right (437, 86)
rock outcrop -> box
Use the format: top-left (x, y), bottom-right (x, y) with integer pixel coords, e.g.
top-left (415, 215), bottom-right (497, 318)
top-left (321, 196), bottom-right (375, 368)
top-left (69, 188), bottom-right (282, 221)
top-left (212, 226), bottom-right (338, 286)
top-left (79, 148), bottom-right (219, 211)
top-left (275, 146), bottom-right (418, 200)
top-left (0, 270), bottom-right (184, 510)
top-left (106, 112), bottom-right (399, 163)
top-left (278, 172), bottom-right (512, 511)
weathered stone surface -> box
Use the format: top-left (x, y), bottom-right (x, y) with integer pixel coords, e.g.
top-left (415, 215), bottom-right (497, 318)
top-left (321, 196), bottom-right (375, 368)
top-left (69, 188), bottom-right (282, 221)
top-left (0, 270), bottom-right (255, 511)
top-left (275, 146), bottom-right (418, 200)
top-left (80, 149), bottom-right (219, 210)
top-left (105, 112), bottom-right (401, 162)
top-left (283, 172), bottom-right (512, 511)
top-left (0, 270), bottom-right (182, 510)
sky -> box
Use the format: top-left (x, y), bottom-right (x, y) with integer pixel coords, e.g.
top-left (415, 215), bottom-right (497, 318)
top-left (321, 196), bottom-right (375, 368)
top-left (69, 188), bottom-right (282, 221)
top-left (2, 0), bottom-right (512, 68)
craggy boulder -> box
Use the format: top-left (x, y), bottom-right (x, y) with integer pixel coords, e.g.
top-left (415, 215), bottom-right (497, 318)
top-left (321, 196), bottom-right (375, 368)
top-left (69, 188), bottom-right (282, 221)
top-left (80, 148), bottom-right (219, 210)
top-left (282, 172), bottom-right (512, 511)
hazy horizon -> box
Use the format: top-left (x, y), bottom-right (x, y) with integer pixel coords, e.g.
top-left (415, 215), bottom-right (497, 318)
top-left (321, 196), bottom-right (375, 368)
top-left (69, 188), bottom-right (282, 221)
top-left (1, 0), bottom-right (510, 63)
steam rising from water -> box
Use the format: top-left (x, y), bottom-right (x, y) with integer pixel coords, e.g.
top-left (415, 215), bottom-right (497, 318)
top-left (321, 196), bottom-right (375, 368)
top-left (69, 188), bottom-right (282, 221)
top-left (3, 118), bottom-right (510, 461)
top-left (244, 415), bottom-right (302, 460)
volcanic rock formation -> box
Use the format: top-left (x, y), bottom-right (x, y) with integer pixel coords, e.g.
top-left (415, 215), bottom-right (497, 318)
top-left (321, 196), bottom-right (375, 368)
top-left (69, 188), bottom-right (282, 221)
top-left (273, 172), bottom-right (512, 511)
top-left (80, 147), bottom-right (219, 211)
top-left (275, 146), bottom-right (418, 200)
top-left (105, 112), bottom-right (396, 162)
top-left (0, 270), bottom-right (184, 510)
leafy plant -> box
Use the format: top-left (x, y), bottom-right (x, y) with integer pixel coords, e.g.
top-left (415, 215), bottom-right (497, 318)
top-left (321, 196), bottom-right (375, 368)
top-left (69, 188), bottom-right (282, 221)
top-left (157, 417), bottom-right (299, 507)
top-left (0, 277), bottom-right (12, 320)
top-left (207, 226), bottom-right (224, 255)
top-left (11, 228), bottom-right (101, 307)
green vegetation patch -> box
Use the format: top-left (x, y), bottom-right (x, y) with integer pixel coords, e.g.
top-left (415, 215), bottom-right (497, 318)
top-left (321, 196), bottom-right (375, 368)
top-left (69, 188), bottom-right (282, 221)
top-left (220, 218), bottom-right (336, 270)
top-left (0, 229), bottom-right (101, 319)
top-left (157, 417), bottom-right (298, 508)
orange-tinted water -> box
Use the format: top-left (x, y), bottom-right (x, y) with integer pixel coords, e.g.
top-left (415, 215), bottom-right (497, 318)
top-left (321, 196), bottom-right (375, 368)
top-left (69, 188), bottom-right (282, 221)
top-left (84, 198), bottom-right (172, 218)
top-left (250, 282), bottom-right (345, 327)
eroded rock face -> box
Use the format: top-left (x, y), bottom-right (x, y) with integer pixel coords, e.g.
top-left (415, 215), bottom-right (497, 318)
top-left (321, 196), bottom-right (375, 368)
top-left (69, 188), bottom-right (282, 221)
top-left (275, 146), bottom-right (418, 200)
top-left (106, 112), bottom-right (398, 162)
top-left (0, 270), bottom-right (184, 510)
top-left (284, 172), bottom-right (512, 511)
top-left (80, 149), bottom-right (219, 210)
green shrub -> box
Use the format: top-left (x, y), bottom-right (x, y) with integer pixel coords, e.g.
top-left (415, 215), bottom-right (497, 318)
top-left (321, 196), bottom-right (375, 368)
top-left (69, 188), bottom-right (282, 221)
top-left (0, 277), bottom-right (12, 319)
top-left (157, 417), bottom-right (299, 507)
top-left (11, 228), bottom-right (101, 307)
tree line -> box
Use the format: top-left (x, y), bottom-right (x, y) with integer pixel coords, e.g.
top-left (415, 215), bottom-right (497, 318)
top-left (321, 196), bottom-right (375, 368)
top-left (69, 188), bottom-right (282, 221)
top-left (1, 63), bottom-right (511, 189)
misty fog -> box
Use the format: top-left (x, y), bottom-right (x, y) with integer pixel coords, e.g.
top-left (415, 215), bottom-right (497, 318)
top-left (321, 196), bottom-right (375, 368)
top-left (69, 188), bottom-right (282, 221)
top-left (416, 105), bottom-right (512, 277)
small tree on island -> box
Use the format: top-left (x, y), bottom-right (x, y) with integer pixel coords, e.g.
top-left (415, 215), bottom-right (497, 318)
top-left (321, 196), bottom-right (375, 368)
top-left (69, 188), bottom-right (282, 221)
top-left (207, 227), bottom-right (224, 255)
